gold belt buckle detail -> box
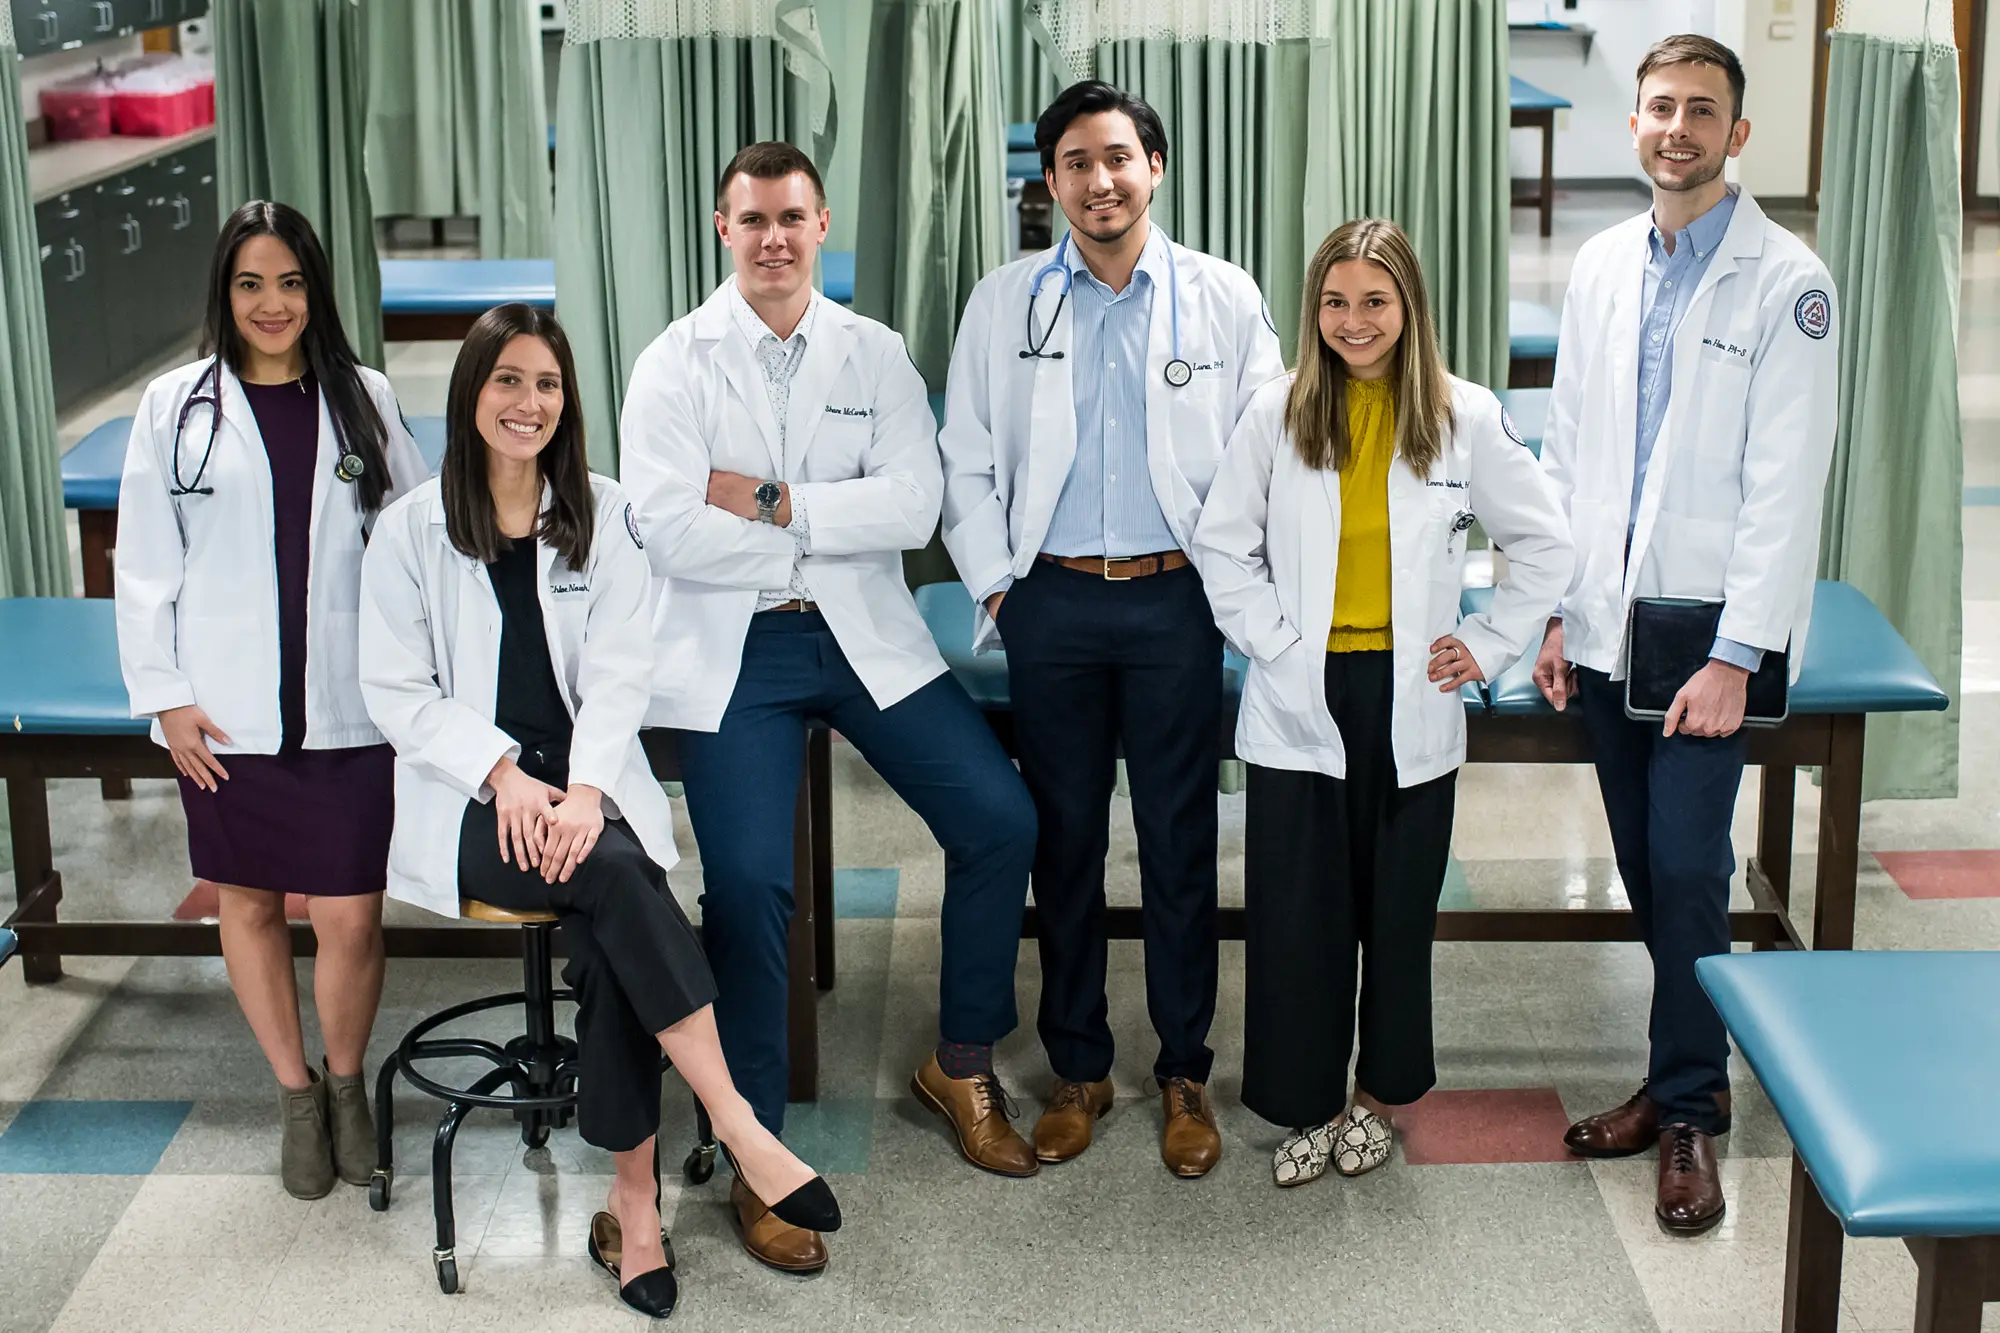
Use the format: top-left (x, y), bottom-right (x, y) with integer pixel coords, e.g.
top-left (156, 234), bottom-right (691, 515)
top-left (1102, 557), bottom-right (1137, 582)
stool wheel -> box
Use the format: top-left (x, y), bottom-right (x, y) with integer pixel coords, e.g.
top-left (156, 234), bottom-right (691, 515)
top-left (522, 1121), bottom-right (549, 1150)
top-left (434, 1251), bottom-right (459, 1295)
top-left (683, 1143), bottom-right (715, 1185)
top-left (368, 1170), bottom-right (392, 1212)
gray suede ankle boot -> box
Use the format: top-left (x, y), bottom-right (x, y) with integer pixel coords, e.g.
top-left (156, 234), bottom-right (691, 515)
top-left (279, 1067), bottom-right (335, 1200)
top-left (322, 1058), bottom-right (376, 1187)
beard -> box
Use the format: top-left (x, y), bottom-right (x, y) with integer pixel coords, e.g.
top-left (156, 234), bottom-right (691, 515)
top-left (1645, 145), bottom-right (1725, 193)
top-left (1068, 186), bottom-right (1153, 244)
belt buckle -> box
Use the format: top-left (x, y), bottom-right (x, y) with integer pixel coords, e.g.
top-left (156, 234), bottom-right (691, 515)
top-left (1102, 557), bottom-right (1137, 582)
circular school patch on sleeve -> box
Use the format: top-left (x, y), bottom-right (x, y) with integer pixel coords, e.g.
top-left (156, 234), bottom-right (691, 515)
top-left (1500, 408), bottom-right (1524, 446)
top-left (1794, 289), bottom-right (1831, 340)
top-left (625, 502), bottom-right (645, 550)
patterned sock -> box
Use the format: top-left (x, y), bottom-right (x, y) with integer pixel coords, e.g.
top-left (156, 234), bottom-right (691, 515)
top-left (936, 1040), bottom-right (994, 1080)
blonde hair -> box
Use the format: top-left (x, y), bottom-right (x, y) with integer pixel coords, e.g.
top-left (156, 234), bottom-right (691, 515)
top-left (1285, 218), bottom-right (1454, 475)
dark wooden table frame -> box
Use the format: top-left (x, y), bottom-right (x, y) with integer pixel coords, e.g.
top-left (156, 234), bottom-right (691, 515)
top-left (1782, 1152), bottom-right (1999, 1333)
top-left (1512, 102), bottom-right (1558, 239)
top-left (3, 729), bottom-right (827, 1104)
top-left (802, 706), bottom-right (1870, 986)
top-left (382, 311), bottom-right (487, 343)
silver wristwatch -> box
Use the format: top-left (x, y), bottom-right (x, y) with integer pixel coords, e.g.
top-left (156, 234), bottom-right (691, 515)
top-left (754, 480), bottom-right (782, 524)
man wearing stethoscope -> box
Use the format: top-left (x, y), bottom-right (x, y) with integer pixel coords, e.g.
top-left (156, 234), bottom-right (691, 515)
top-left (940, 80), bottom-right (1284, 1179)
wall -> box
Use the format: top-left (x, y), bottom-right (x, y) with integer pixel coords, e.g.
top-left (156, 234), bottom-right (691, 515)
top-left (1731, 0), bottom-right (1818, 197)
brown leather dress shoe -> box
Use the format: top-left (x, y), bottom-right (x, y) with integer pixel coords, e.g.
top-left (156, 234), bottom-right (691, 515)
top-left (1159, 1077), bottom-right (1221, 1179)
top-left (730, 1176), bottom-right (828, 1274)
top-left (910, 1054), bottom-right (1039, 1177)
top-left (1563, 1084), bottom-right (1661, 1158)
top-left (1032, 1077), bottom-right (1114, 1163)
top-left (1655, 1125), bottom-right (1726, 1235)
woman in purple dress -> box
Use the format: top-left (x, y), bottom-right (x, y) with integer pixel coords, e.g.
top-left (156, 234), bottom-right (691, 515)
top-left (115, 202), bottom-right (429, 1200)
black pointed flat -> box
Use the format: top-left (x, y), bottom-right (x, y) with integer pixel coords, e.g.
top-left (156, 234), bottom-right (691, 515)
top-left (718, 1142), bottom-right (842, 1233)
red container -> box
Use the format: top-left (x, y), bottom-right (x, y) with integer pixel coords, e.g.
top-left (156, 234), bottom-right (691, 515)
top-left (40, 83), bottom-right (115, 142)
top-left (110, 87), bottom-right (201, 138)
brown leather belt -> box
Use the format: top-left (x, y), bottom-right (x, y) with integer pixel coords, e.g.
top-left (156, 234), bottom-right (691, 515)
top-left (1037, 551), bottom-right (1190, 581)
top-left (759, 599), bottom-right (819, 612)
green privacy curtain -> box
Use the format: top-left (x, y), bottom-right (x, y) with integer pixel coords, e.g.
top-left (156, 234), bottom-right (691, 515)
top-left (1304, 0), bottom-right (1509, 387)
top-left (555, 0), bottom-right (836, 474)
top-left (996, 0), bottom-right (1057, 121)
top-left (1815, 9), bottom-right (1963, 800)
top-left (0, 13), bottom-right (72, 597)
top-left (364, 0), bottom-right (555, 259)
top-left (1026, 2), bottom-right (1312, 356)
top-left (215, 0), bottom-right (384, 368)
top-left (853, 0), bottom-right (1008, 393)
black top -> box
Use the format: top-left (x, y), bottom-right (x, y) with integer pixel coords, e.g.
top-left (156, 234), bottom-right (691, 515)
top-left (487, 538), bottom-right (573, 755)
top-left (240, 371), bottom-right (319, 753)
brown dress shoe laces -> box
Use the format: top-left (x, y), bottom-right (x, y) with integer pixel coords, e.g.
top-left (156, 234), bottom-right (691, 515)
top-left (1665, 1124), bottom-right (1702, 1173)
top-left (1164, 1077), bottom-right (1211, 1123)
top-left (970, 1073), bottom-right (1021, 1122)
top-left (1047, 1081), bottom-right (1091, 1113)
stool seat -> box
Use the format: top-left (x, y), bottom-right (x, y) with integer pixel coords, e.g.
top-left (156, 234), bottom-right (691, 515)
top-left (462, 900), bottom-right (560, 925)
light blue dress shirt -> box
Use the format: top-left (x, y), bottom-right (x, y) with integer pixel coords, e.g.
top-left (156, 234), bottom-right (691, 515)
top-left (1631, 188), bottom-right (1760, 671)
top-left (1039, 227), bottom-right (1180, 560)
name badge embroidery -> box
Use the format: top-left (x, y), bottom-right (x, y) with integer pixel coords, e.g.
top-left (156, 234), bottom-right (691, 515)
top-left (824, 405), bottom-right (873, 418)
top-left (550, 581), bottom-right (589, 596)
top-left (1426, 479), bottom-right (1470, 491)
top-left (1701, 337), bottom-right (1751, 360)
top-left (1191, 358), bottom-right (1227, 374)
top-left (1794, 289), bottom-right (1831, 340)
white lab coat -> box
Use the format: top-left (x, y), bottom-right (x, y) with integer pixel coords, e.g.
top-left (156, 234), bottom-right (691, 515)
top-left (115, 356), bottom-right (427, 753)
top-left (619, 280), bottom-right (947, 731)
top-left (938, 233), bottom-right (1286, 652)
top-left (1542, 190), bottom-right (1840, 680)
top-left (357, 475), bottom-right (677, 919)
top-left (1191, 375), bottom-right (1573, 784)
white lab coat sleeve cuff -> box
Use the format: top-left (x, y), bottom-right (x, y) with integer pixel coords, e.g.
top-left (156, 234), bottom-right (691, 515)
top-left (1452, 618), bottom-right (1510, 686)
top-left (128, 676), bottom-right (199, 719)
top-left (423, 720), bottom-right (521, 801)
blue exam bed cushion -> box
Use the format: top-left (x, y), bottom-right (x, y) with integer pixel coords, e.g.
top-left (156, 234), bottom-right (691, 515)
top-left (1007, 151), bottom-right (1042, 182)
top-left (0, 598), bottom-right (149, 734)
top-left (821, 250), bottom-right (854, 305)
top-left (1006, 122), bottom-right (1036, 153)
top-left (1462, 581), bottom-right (1950, 716)
top-left (0, 927), bottom-right (16, 968)
top-left (60, 416), bottom-right (448, 509)
top-left (1510, 75), bottom-right (1574, 112)
top-left (379, 259), bottom-right (556, 314)
top-left (62, 416), bottom-right (135, 510)
top-left (1493, 387), bottom-right (1549, 459)
top-left (1698, 951), bottom-right (2000, 1237)
top-left (1509, 299), bottom-right (1561, 361)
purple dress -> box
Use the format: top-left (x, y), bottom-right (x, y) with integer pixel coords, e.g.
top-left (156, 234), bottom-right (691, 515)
top-left (176, 372), bottom-right (395, 897)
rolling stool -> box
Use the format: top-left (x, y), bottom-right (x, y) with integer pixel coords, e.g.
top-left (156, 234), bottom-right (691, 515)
top-left (368, 899), bottom-right (718, 1294)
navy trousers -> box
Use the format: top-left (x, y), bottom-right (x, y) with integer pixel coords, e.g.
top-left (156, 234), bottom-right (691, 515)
top-left (1575, 667), bottom-right (1745, 1132)
top-left (674, 611), bottom-right (1036, 1133)
top-left (998, 561), bottom-right (1222, 1085)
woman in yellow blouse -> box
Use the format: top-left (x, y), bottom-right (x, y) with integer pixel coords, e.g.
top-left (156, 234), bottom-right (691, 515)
top-left (1191, 220), bottom-right (1571, 1186)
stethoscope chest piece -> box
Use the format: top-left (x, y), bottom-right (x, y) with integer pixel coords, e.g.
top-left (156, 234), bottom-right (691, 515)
top-left (336, 452), bottom-right (366, 484)
top-left (1163, 358), bottom-right (1192, 388)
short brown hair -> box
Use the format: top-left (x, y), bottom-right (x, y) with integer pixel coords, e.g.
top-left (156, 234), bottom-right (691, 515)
top-left (1636, 35), bottom-right (1746, 121)
top-left (715, 141), bottom-right (826, 215)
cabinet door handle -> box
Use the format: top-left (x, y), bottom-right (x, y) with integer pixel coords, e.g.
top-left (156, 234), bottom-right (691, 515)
top-left (41, 11), bottom-right (59, 42)
top-left (68, 242), bottom-right (86, 281)
top-left (94, 2), bottom-right (114, 31)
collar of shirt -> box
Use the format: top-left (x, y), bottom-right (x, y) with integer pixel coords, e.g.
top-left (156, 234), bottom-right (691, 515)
top-left (1647, 185), bottom-right (1738, 268)
top-left (1064, 221), bottom-right (1169, 303)
top-left (727, 278), bottom-right (820, 364)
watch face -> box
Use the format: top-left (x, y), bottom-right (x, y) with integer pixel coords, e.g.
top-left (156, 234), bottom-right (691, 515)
top-left (755, 481), bottom-right (782, 507)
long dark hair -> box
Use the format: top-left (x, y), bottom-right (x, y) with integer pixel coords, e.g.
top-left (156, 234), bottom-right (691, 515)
top-left (201, 201), bottom-right (392, 512)
top-left (441, 304), bottom-right (594, 569)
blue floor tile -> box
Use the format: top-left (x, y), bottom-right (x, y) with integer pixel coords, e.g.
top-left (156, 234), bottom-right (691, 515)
top-left (779, 1098), bottom-right (875, 1173)
top-left (835, 868), bottom-right (900, 919)
top-left (0, 1100), bottom-right (193, 1175)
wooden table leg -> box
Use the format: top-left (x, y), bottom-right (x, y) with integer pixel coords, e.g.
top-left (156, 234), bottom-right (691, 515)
top-left (809, 728), bottom-right (835, 991)
top-left (6, 775), bottom-right (65, 983)
top-left (1755, 763), bottom-right (1797, 950)
top-left (1908, 1237), bottom-right (1990, 1332)
top-left (76, 509), bottom-right (132, 801)
top-left (1782, 1153), bottom-right (1844, 1333)
top-left (786, 753), bottom-right (819, 1104)
top-left (1810, 715), bottom-right (1866, 951)
top-left (1539, 112), bottom-right (1556, 238)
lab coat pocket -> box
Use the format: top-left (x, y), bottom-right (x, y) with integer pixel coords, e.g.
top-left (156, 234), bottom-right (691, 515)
top-left (804, 413), bottom-right (873, 479)
top-left (1646, 511), bottom-right (1734, 598)
top-left (179, 614), bottom-right (264, 741)
top-left (1238, 636), bottom-right (1322, 751)
top-left (313, 610), bottom-right (367, 722)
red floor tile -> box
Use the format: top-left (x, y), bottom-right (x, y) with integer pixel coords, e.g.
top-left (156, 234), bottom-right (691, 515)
top-left (1398, 1087), bottom-right (1580, 1165)
top-left (172, 880), bottom-right (312, 921)
top-left (1873, 850), bottom-right (2000, 900)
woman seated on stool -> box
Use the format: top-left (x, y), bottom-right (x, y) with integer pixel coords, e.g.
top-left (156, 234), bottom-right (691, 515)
top-left (1191, 219), bottom-right (1572, 1186)
top-left (115, 200), bottom-right (428, 1202)
top-left (358, 303), bottom-right (839, 1319)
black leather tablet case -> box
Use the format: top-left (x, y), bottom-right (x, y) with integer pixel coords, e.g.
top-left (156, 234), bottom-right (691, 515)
top-left (1623, 598), bottom-right (1789, 727)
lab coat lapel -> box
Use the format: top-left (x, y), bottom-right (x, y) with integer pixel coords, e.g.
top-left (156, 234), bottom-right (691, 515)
top-left (1023, 260), bottom-right (1078, 560)
top-left (784, 302), bottom-right (856, 477)
top-left (531, 491), bottom-right (576, 714)
top-left (212, 362), bottom-right (276, 533)
top-left (701, 282), bottom-right (785, 479)
top-left (1301, 453), bottom-right (1342, 652)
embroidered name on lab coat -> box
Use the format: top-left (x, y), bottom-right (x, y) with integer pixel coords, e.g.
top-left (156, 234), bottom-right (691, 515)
top-left (1701, 338), bottom-right (1751, 360)
top-left (550, 582), bottom-right (589, 596)
top-left (1192, 359), bottom-right (1227, 373)
top-left (824, 405), bottom-right (873, 418)
top-left (1426, 479), bottom-right (1470, 490)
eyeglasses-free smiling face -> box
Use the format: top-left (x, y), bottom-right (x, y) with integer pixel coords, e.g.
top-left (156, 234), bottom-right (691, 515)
top-left (477, 334), bottom-right (565, 464)
top-left (1046, 108), bottom-right (1163, 247)
top-left (228, 233), bottom-right (310, 364)
top-left (1318, 258), bottom-right (1406, 382)
top-left (715, 171), bottom-right (829, 308)
top-left (1631, 60), bottom-right (1749, 195)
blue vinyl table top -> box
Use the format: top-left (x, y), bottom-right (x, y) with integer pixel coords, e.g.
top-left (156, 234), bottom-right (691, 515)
top-left (1698, 951), bottom-right (2000, 1237)
top-left (1509, 299), bottom-right (1561, 360)
top-left (61, 416), bottom-right (447, 509)
top-left (1510, 75), bottom-right (1573, 113)
top-left (0, 598), bottom-right (149, 735)
top-left (379, 258), bottom-right (556, 313)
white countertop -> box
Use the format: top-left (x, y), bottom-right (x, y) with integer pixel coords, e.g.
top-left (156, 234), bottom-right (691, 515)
top-left (29, 126), bottom-right (216, 203)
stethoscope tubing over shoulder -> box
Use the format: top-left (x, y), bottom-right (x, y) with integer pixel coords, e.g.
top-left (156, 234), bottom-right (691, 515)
top-left (1019, 232), bottom-right (1193, 389)
top-left (168, 354), bottom-right (368, 498)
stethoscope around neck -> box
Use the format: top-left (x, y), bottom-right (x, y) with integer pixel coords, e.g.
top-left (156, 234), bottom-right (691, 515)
top-left (1019, 232), bottom-right (1194, 389)
top-left (168, 355), bottom-right (367, 497)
